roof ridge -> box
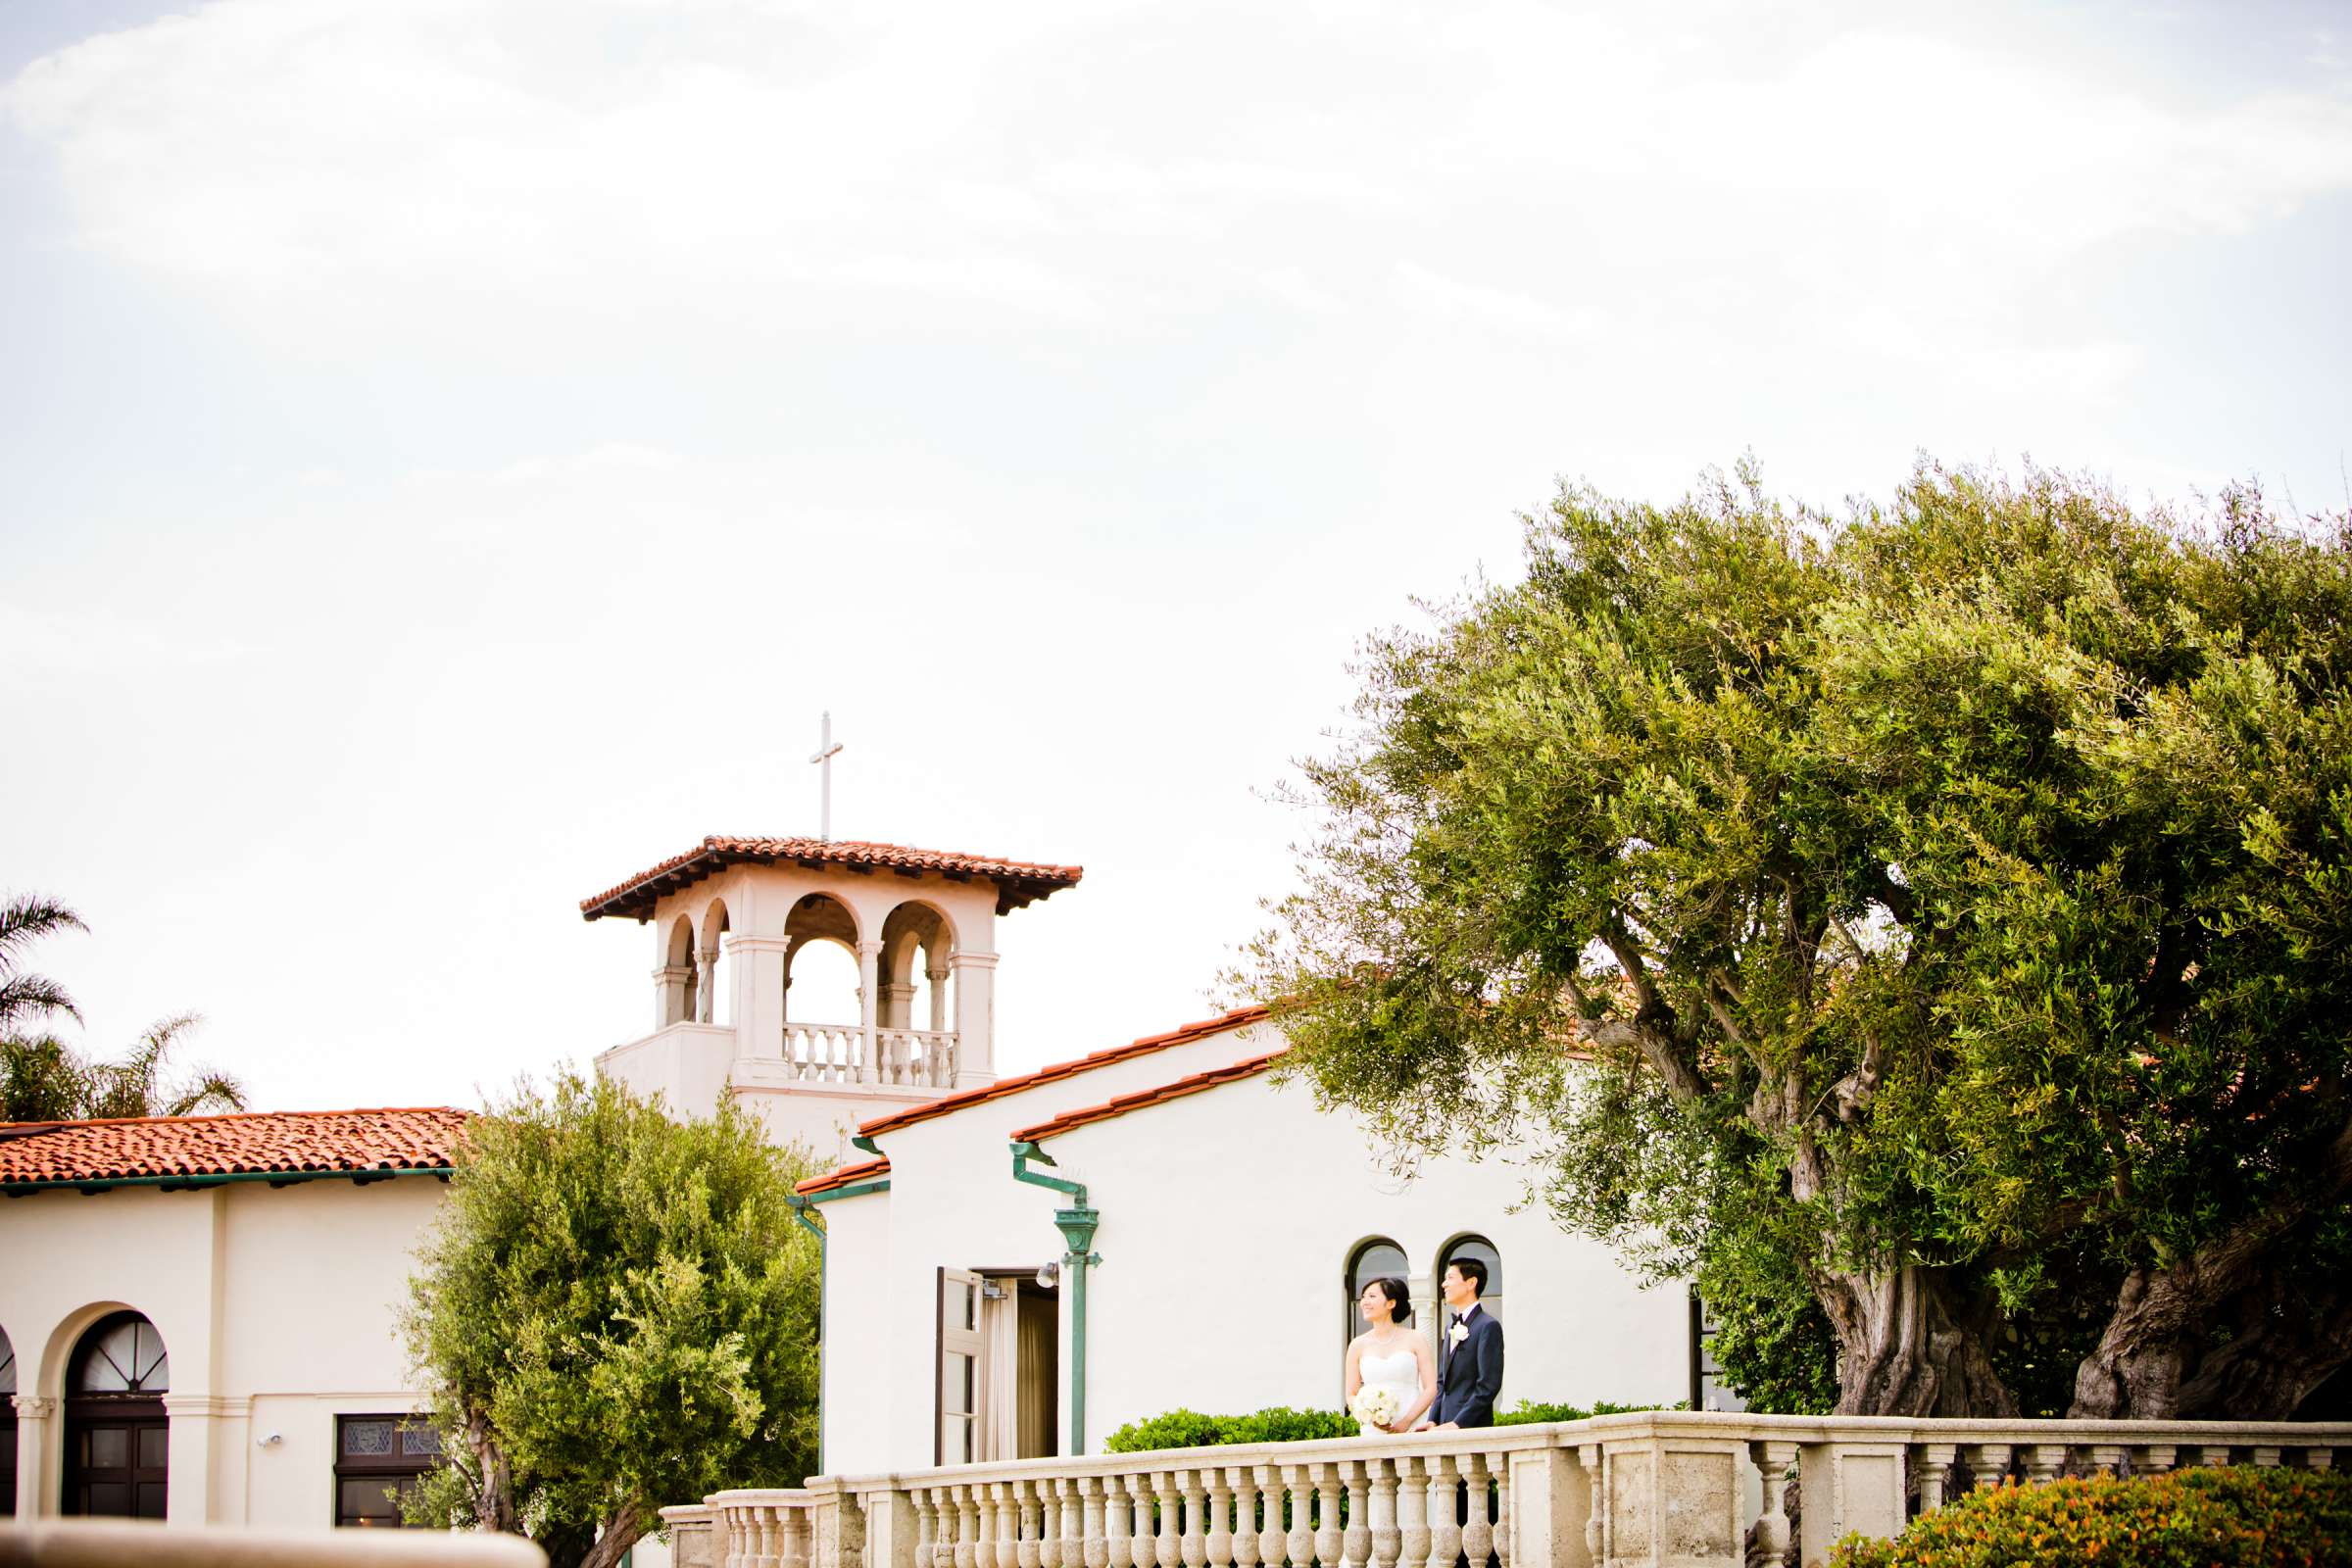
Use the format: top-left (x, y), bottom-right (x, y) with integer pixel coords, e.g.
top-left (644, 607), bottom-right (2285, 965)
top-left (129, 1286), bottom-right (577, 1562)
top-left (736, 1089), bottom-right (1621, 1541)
top-left (856, 1002), bottom-right (1272, 1138)
top-left (0, 1105), bottom-right (468, 1132)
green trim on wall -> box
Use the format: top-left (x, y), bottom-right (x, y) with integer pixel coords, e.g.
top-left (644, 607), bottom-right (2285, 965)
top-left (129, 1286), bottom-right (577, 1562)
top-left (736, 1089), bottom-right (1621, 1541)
top-left (1011, 1140), bottom-right (1101, 1456)
top-left (1, 1166), bottom-right (453, 1198)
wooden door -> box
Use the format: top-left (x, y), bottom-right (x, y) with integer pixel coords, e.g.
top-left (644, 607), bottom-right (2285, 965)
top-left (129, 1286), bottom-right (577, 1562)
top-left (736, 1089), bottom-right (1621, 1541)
top-left (936, 1267), bottom-right (986, 1465)
top-left (65, 1401), bottom-right (168, 1518)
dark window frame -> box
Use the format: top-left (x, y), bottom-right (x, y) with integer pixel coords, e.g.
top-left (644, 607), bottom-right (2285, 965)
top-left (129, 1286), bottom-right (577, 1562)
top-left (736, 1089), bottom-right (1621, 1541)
top-left (332, 1415), bottom-right (443, 1529)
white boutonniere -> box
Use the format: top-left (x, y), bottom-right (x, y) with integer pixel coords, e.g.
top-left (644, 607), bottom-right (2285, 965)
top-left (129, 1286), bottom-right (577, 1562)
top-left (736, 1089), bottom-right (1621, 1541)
top-left (1449, 1321), bottom-right (1469, 1346)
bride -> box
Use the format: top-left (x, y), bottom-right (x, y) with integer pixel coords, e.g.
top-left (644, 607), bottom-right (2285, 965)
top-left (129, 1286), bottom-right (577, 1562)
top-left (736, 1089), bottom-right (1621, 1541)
top-left (1344, 1276), bottom-right (1436, 1433)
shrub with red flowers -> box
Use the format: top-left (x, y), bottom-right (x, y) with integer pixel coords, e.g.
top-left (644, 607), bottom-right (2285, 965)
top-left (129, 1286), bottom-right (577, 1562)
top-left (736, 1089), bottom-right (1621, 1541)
top-left (1830, 1465), bottom-right (2352, 1567)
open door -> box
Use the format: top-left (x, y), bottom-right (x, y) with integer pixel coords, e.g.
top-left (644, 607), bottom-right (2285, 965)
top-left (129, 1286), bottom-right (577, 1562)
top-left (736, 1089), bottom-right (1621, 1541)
top-left (936, 1267), bottom-right (985, 1465)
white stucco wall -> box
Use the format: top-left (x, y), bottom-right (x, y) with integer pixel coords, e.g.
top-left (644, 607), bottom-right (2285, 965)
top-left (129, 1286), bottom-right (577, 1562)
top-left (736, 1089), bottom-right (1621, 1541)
top-left (1043, 1066), bottom-right (1691, 1445)
top-left (0, 1175), bottom-right (443, 1526)
top-left (812, 1019), bottom-right (1691, 1473)
top-left (813, 1020), bottom-right (1285, 1474)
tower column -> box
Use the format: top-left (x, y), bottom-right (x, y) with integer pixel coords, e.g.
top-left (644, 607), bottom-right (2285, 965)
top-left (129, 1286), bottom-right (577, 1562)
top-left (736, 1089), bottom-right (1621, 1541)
top-left (653, 965), bottom-right (692, 1030)
top-left (951, 950), bottom-right (1000, 1086)
top-left (728, 935), bottom-right (792, 1060)
top-left (857, 940), bottom-right (883, 1084)
top-left (927, 964), bottom-right (952, 1034)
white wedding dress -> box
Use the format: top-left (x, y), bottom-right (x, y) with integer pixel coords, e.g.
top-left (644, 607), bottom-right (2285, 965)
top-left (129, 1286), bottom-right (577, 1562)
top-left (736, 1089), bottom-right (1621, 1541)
top-left (1356, 1348), bottom-right (1422, 1432)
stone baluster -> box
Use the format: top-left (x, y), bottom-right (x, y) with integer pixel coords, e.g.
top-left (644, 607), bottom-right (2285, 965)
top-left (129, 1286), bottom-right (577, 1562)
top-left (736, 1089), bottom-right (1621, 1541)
top-left (2136, 1446), bottom-right (2177, 1474)
top-left (2023, 1445), bottom-right (2067, 1486)
top-left (1064, 1478), bottom-right (1089, 1568)
top-left (1914, 1444), bottom-right (1958, 1514)
top-left (1488, 1449), bottom-right (1510, 1568)
top-left (2195, 1446), bottom-right (2233, 1468)
top-left (1395, 1457), bottom-right (1429, 1568)
top-left (1134, 1473), bottom-right (1162, 1568)
top-left (2307, 1448), bottom-right (2336, 1473)
top-left (1019, 1481), bottom-right (1045, 1568)
top-left (1152, 1470), bottom-right (1183, 1568)
top-left (1336, 1460), bottom-right (1367, 1568)
top-left (1370, 1458), bottom-right (1403, 1568)
top-left (1577, 1446), bottom-right (1604, 1568)
top-left (2252, 1446), bottom-right (2282, 1469)
top-left (1081, 1478), bottom-right (1109, 1568)
top-left (912, 1492), bottom-right (939, 1568)
top-left (1282, 1464), bottom-right (1314, 1568)
top-left (1209, 1468), bottom-right (1238, 1568)
top-left (1749, 1442), bottom-right (1798, 1566)
top-left (1254, 1465), bottom-right (1288, 1568)
top-left (1105, 1474), bottom-right (1135, 1568)
top-left (840, 1492), bottom-right (869, 1568)
top-left (1459, 1455), bottom-right (1493, 1568)
top-left (957, 1485), bottom-right (984, 1568)
top-left (1179, 1470), bottom-right (1209, 1568)
top-left (1311, 1463), bottom-right (1345, 1568)
top-left (1040, 1481), bottom-right (1064, 1568)
top-left (2085, 1444), bottom-right (2128, 1479)
top-left (1228, 1467), bottom-right (1259, 1568)
top-left (1002, 1482), bottom-right (1027, 1568)
top-left (783, 1505), bottom-right (814, 1568)
top-left (755, 1505), bottom-right (780, 1568)
top-left (1966, 1444), bottom-right (2013, 1490)
top-left (1423, 1455), bottom-right (1459, 1568)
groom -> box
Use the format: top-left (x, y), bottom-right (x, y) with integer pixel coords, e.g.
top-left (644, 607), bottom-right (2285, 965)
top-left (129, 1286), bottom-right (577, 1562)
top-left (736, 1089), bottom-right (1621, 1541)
top-left (1423, 1256), bottom-right (1503, 1429)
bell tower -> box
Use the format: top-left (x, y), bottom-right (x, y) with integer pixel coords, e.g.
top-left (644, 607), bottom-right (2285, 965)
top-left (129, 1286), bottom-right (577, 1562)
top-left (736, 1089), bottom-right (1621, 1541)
top-left (584, 836), bottom-right (1082, 1156)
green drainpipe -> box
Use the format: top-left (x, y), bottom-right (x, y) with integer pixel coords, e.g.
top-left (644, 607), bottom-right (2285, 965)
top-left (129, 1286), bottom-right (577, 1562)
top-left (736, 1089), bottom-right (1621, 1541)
top-left (787, 1171), bottom-right (891, 1474)
top-left (1010, 1140), bottom-right (1102, 1454)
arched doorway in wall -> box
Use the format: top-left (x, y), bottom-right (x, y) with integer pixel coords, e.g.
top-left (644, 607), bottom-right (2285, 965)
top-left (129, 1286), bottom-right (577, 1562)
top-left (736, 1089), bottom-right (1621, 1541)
top-left (1, 1325), bottom-right (17, 1516)
top-left (63, 1311), bottom-right (170, 1518)
top-left (1437, 1234), bottom-right (1502, 1324)
top-left (1343, 1237), bottom-right (1410, 1391)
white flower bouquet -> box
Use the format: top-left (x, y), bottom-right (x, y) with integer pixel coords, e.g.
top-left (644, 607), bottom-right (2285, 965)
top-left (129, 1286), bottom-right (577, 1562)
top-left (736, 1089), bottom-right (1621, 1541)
top-left (1347, 1385), bottom-right (1399, 1437)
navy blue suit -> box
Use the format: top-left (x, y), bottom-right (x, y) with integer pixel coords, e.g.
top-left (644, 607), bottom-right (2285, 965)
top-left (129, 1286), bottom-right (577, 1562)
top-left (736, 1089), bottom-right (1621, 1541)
top-left (1433, 1304), bottom-right (1503, 1428)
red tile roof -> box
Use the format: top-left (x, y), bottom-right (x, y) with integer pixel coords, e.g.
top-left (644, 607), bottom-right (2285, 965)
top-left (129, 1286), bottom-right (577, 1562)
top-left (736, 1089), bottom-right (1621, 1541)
top-left (581, 836), bottom-right (1084, 922)
top-left (1010, 1048), bottom-right (1289, 1143)
top-left (793, 1155), bottom-right (890, 1197)
top-left (0, 1107), bottom-right (468, 1189)
top-left (856, 1004), bottom-right (1273, 1139)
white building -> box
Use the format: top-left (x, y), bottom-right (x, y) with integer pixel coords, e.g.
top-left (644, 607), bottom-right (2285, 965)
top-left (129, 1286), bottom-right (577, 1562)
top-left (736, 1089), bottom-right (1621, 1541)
top-left (5, 831), bottom-right (1696, 1526)
top-left (0, 1107), bottom-right (462, 1525)
top-left (583, 837), bottom-right (1695, 1474)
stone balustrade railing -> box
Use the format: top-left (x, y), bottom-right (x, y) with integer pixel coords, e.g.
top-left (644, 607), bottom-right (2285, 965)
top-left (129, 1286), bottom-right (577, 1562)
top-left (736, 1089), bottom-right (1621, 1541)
top-left (674, 1412), bottom-right (2352, 1568)
top-left (779, 1026), bottom-right (956, 1087)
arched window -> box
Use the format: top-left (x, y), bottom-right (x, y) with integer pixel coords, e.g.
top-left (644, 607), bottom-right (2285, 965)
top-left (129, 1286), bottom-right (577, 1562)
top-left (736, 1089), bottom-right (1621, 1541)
top-left (65, 1311), bottom-right (169, 1518)
top-left (1344, 1236), bottom-right (1411, 1352)
top-left (1438, 1234), bottom-right (1502, 1323)
top-left (72, 1313), bottom-right (169, 1395)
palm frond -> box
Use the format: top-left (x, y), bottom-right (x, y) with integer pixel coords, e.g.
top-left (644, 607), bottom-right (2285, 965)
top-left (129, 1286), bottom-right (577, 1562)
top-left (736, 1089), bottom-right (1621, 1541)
top-left (161, 1070), bottom-right (247, 1117)
top-left (0, 974), bottom-right (81, 1028)
top-left (0, 894), bottom-right (85, 959)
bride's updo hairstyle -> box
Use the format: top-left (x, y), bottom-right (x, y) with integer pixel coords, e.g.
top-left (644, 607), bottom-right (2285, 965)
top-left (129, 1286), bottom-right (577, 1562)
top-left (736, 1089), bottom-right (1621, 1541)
top-left (1367, 1276), bottom-right (1412, 1326)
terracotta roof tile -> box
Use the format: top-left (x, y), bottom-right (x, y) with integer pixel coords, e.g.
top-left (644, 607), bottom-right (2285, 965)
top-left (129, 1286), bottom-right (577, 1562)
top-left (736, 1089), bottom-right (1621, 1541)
top-left (857, 1004), bottom-right (1272, 1139)
top-left (1010, 1048), bottom-right (1289, 1144)
top-left (581, 836), bottom-right (1084, 922)
top-left (0, 1107), bottom-right (468, 1189)
top-left (793, 1155), bottom-right (890, 1197)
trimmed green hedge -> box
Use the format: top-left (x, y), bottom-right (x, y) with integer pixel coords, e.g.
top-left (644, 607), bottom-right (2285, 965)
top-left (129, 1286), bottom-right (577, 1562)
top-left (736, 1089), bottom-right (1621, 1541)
top-left (1102, 1400), bottom-right (1673, 1452)
top-left (1830, 1466), bottom-right (2352, 1568)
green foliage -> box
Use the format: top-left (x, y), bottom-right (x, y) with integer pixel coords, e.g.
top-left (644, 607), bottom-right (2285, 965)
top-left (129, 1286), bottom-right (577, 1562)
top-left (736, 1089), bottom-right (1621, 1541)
top-left (401, 1069), bottom-right (820, 1568)
top-left (0, 891), bottom-right (85, 1033)
top-left (2, 1017), bottom-right (244, 1122)
top-left (1243, 461), bottom-right (2352, 1416)
top-left (1492, 1398), bottom-right (1676, 1425)
top-left (1102, 1399), bottom-right (1675, 1449)
top-left (1830, 1467), bottom-right (2352, 1568)
top-left (1103, 1407), bottom-right (1356, 1451)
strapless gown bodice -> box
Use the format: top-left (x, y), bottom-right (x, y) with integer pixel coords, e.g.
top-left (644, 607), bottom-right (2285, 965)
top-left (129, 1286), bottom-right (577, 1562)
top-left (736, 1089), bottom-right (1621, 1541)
top-left (1358, 1348), bottom-right (1420, 1416)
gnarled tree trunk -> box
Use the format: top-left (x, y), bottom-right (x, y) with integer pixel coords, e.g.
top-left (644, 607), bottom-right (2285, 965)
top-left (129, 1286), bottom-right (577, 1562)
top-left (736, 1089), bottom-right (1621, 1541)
top-left (1817, 1263), bottom-right (2017, 1416)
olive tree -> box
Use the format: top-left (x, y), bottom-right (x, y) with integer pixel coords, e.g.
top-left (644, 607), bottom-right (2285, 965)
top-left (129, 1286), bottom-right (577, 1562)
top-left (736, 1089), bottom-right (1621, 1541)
top-left (402, 1069), bottom-right (819, 1568)
top-left (1243, 462), bottom-right (2352, 1418)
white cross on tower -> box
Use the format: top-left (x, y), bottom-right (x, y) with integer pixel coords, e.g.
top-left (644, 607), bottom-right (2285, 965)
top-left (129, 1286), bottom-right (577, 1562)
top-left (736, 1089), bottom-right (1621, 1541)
top-left (809, 711), bottom-right (845, 843)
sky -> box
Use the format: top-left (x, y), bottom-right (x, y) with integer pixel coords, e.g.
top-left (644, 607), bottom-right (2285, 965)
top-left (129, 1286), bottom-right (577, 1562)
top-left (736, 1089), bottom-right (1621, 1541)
top-left (3, 0), bottom-right (2349, 1114)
